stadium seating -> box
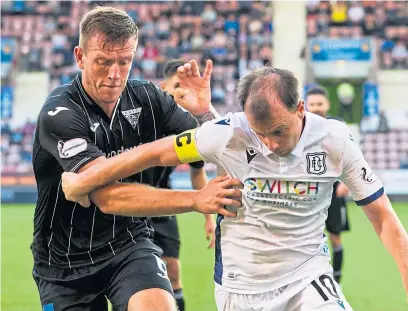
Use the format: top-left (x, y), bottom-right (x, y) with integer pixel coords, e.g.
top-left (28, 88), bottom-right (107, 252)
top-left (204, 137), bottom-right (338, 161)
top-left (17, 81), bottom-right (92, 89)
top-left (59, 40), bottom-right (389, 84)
top-left (1, 0), bottom-right (273, 174)
top-left (2, 1), bottom-right (408, 173)
top-left (306, 0), bottom-right (408, 69)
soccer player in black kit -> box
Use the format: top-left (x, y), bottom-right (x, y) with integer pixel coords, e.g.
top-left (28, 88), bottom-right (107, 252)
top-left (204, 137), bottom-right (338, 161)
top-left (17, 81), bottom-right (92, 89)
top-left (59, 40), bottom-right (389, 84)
top-left (306, 85), bottom-right (350, 284)
top-left (31, 6), bottom-right (242, 311)
top-left (150, 59), bottom-right (216, 311)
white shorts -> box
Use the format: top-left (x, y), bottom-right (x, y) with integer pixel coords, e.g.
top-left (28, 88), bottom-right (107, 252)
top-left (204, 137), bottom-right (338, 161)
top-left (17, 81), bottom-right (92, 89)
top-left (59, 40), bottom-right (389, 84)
top-left (214, 274), bottom-right (353, 311)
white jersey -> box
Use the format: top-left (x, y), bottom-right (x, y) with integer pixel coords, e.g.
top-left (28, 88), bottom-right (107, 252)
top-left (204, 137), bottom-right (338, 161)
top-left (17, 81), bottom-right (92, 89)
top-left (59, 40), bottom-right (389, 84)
top-left (177, 112), bottom-right (383, 294)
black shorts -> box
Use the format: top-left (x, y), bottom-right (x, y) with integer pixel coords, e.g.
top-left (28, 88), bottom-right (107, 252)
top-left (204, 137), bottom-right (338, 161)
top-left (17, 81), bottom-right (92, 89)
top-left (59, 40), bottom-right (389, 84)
top-left (325, 200), bottom-right (350, 235)
top-left (33, 239), bottom-right (173, 311)
top-left (151, 216), bottom-right (180, 258)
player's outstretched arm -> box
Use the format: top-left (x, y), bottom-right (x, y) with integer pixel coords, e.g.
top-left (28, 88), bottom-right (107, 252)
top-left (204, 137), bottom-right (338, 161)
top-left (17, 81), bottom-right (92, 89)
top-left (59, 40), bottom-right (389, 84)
top-left (63, 156), bottom-right (242, 218)
top-left (362, 194), bottom-right (408, 297)
top-left (62, 135), bottom-right (184, 201)
top-left (91, 175), bottom-right (242, 218)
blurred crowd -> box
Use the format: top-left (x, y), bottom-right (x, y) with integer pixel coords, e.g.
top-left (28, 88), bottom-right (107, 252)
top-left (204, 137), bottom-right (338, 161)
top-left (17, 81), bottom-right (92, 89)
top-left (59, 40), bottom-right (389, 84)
top-left (1, 0), bottom-right (408, 174)
top-left (1, 0), bottom-right (273, 105)
top-left (307, 0), bottom-right (408, 69)
top-left (1, 118), bottom-right (35, 174)
top-left (1, 0), bottom-right (274, 174)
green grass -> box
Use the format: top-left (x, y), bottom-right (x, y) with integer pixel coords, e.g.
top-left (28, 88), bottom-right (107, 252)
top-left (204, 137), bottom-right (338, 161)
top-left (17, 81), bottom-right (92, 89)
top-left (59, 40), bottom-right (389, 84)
top-left (2, 203), bottom-right (408, 311)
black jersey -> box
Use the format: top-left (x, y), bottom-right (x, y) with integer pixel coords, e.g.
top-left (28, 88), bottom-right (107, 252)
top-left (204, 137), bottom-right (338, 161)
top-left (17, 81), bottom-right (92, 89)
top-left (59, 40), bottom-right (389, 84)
top-left (32, 74), bottom-right (199, 268)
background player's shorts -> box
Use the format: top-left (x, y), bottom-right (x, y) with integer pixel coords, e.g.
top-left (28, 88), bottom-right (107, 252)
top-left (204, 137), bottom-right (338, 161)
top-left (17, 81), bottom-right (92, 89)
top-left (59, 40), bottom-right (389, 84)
top-left (33, 239), bottom-right (173, 311)
top-left (151, 215), bottom-right (181, 258)
top-left (325, 202), bottom-right (350, 235)
top-left (215, 274), bottom-right (353, 311)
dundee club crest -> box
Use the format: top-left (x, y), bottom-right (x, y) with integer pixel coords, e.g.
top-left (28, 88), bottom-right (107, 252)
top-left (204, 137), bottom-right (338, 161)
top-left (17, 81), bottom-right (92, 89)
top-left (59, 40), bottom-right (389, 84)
top-left (306, 152), bottom-right (327, 175)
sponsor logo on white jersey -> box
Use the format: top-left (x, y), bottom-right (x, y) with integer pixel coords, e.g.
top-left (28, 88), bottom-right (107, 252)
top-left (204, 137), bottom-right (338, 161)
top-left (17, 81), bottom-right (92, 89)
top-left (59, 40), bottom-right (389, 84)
top-left (57, 138), bottom-right (87, 158)
top-left (48, 107), bottom-right (69, 116)
top-left (244, 178), bottom-right (320, 207)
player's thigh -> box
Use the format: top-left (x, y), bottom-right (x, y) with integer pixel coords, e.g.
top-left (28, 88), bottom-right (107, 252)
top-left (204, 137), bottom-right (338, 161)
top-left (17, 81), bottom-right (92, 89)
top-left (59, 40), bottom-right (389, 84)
top-left (127, 288), bottom-right (177, 311)
top-left (296, 274), bottom-right (353, 311)
top-left (33, 271), bottom-right (108, 311)
top-left (106, 244), bottom-right (174, 311)
top-left (325, 203), bottom-right (344, 236)
top-left (152, 217), bottom-right (181, 258)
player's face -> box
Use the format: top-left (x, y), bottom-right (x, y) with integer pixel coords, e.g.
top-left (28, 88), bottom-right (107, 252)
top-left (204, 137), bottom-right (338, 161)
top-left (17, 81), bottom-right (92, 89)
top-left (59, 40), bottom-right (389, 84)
top-left (306, 94), bottom-right (330, 117)
top-left (246, 101), bottom-right (305, 157)
top-left (75, 35), bottom-right (137, 105)
top-left (161, 74), bottom-right (180, 97)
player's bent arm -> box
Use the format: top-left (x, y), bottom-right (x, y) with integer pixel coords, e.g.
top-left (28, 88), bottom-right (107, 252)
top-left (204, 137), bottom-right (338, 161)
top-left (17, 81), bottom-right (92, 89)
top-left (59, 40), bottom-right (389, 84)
top-left (335, 182), bottom-right (349, 197)
top-left (70, 157), bottom-right (241, 217)
top-left (190, 167), bottom-right (208, 191)
top-left (64, 135), bottom-right (185, 197)
top-left (362, 193), bottom-right (408, 295)
top-left (91, 182), bottom-right (198, 217)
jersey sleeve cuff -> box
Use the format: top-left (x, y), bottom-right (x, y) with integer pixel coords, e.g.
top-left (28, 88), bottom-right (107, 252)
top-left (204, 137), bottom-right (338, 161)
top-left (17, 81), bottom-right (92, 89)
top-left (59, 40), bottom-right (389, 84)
top-left (65, 156), bottom-right (97, 173)
top-left (355, 187), bottom-right (384, 206)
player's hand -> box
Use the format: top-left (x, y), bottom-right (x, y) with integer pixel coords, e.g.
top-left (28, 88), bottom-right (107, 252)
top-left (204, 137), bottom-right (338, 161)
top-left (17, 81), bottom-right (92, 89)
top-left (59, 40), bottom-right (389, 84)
top-left (61, 172), bottom-right (91, 207)
top-left (174, 59), bottom-right (212, 116)
top-left (194, 175), bottom-right (243, 218)
top-left (204, 215), bottom-right (216, 249)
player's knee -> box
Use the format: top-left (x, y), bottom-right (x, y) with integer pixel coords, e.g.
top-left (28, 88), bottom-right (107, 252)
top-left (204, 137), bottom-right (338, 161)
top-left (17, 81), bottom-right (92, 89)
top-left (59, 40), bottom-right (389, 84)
top-left (127, 288), bottom-right (177, 311)
top-left (329, 233), bottom-right (342, 248)
top-left (164, 257), bottom-right (181, 287)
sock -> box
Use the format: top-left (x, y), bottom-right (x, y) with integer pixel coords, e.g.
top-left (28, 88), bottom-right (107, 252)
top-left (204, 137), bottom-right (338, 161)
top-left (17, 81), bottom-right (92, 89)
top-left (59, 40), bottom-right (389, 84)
top-left (174, 288), bottom-right (185, 311)
top-left (333, 245), bottom-right (343, 284)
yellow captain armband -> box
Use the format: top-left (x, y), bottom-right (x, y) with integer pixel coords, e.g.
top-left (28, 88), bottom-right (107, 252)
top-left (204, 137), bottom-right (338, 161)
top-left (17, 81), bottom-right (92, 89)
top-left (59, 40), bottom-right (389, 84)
top-left (173, 129), bottom-right (203, 163)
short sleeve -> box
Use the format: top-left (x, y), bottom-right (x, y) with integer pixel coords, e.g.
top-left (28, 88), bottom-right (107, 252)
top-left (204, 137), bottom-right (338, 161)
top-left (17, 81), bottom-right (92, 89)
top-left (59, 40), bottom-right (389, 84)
top-left (194, 117), bottom-right (232, 166)
top-left (38, 101), bottom-right (104, 172)
top-left (172, 116), bottom-right (232, 166)
top-left (339, 130), bottom-right (384, 206)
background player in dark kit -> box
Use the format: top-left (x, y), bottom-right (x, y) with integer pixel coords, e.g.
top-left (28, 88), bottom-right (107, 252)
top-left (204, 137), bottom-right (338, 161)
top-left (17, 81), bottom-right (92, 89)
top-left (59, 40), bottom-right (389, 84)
top-left (150, 59), bottom-right (216, 311)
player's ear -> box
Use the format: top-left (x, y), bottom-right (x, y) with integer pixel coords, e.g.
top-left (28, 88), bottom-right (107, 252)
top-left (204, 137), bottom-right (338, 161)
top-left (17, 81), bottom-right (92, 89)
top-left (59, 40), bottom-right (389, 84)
top-left (74, 46), bottom-right (84, 70)
top-left (297, 100), bottom-right (305, 119)
top-left (160, 81), bottom-right (166, 90)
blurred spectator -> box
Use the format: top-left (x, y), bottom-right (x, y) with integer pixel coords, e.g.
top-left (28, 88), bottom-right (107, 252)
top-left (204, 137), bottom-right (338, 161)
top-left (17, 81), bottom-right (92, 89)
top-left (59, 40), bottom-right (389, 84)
top-left (331, 1), bottom-right (348, 25)
top-left (391, 40), bottom-right (408, 68)
top-left (201, 3), bottom-right (217, 23)
top-left (348, 2), bottom-right (365, 25)
top-left (2, 0), bottom-right (275, 174)
top-left (307, 0), bottom-right (408, 69)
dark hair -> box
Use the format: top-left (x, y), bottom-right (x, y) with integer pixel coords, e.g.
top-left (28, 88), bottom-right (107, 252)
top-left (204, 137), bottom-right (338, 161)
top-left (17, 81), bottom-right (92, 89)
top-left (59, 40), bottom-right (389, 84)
top-left (79, 6), bottom-right (138, 51)
top-left (237, 66), bottom-right (299, 117)
top-left (306, 85), bottom-right (329, 98)
top-left (162, 59), bottom-right (185, 79)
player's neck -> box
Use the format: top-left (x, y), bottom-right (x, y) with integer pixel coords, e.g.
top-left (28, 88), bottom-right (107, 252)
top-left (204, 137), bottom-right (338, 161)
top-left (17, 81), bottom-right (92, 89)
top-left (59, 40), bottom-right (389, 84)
top-left (96, 101), bottom-right (117, 119)
top-left (81, 77), bottom-right (117, 119)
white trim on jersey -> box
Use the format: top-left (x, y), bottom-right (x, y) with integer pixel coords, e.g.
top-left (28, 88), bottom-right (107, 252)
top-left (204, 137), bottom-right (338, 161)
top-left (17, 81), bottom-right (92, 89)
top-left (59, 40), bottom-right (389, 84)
top-left (66, 202), bottom-right (78, 269)
top-left (76, 75), bottom-right (94, 107)
top-left (110, 97), bottom-right (121, 130)
top-left (142, 85), bottom-right (157, 140)
top-left (99, 122), bottom-right (110, 145)
top-left (126, 86), bottom-right (141, 138)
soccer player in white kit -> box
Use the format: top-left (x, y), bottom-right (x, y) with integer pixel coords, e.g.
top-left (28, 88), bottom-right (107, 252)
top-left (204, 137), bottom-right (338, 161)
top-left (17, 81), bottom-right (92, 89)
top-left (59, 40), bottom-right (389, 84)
top-left (61, 67), bottom-right (408, 310)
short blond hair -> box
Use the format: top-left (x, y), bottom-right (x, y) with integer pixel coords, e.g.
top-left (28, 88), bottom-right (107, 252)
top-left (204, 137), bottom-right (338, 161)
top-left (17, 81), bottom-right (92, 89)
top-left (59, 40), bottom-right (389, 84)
top-left (79, 6), bottom-right (138, 51)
